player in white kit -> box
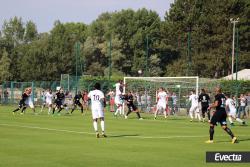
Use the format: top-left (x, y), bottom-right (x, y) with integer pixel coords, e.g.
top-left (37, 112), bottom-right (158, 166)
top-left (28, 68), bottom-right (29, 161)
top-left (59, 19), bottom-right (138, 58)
top-left (189, 90), bottom-right (201, 122)
top-left (114, 80), bottom-right (124, 116)
top-left (45, 89), bottom-right (53, 114)
top-left (225, 94), bottom-right (246, 126)
top-left (154, 87), bottom-right (168, 119)
top-left (88, 83), bottom-right (107, 138)
top-left (25, 87), bottom-right (36, 114)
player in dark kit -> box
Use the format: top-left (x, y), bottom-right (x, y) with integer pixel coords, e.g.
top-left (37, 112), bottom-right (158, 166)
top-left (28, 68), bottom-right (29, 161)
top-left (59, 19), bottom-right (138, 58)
top-left (71, 91), bottom-right (84, 115)
top-left (124, 91), bottom-right (143, 120)
top-left (52, 88), bottom-right (65, 115)
top-left (206, 87), bottom-right (237, 144)
top-left (198, 89), bottom-right (210, 122)
top-left (12, 89), bottom-right (29, 115)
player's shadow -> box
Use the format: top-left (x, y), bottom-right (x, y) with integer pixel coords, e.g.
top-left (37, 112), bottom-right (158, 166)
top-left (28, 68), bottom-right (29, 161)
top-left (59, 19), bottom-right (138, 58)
top-left (109, 134), bottom-right (139, 138)
top-left (216, 138), bottom-right (250, 143)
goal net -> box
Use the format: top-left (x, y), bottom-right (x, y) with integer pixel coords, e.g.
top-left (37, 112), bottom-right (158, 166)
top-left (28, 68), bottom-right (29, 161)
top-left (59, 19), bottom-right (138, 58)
top-left (123, 76), bottom-right (199, 114)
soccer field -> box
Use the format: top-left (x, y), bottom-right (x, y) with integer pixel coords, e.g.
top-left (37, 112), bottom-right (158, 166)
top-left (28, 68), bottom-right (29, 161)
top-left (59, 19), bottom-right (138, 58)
top-left (0, 106), bottom-right (249, 167)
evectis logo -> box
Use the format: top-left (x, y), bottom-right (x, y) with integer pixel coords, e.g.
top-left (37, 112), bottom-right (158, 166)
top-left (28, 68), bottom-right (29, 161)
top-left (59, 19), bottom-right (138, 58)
top-left (215, 153), bottom-right (242, 162)
top-left (206, 152), bottom-right (250, 163)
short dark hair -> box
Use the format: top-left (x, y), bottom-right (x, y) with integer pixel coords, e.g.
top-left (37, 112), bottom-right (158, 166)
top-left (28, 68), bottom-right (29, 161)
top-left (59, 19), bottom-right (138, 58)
top-left (94, 83), bottom-right (101, 90)
top-left (201, 89), bottom-right (205, 93)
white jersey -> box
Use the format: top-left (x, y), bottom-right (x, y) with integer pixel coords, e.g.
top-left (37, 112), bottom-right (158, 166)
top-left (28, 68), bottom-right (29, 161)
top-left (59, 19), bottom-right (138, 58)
top-left (189, 94), bottom-right (198, 107)
top-left (157, 91), bottom-right (167, 105)
top-left (226, 98), bottom-right (236, 113)
top-left (88, 90), bottom-right (105, 109)
top-left (25, 94), bottom-right (34, 108)
top-left (115, 83), bottom-right (122, 96)
top-left (45, 92), bottom-right (53, 103)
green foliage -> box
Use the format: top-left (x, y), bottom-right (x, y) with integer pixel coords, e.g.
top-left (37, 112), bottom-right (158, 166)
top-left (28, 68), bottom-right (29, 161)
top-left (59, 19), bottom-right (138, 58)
top-left (0, 1), bottom-right (249, 81)
top-left (0, 49), bottom-right (12, 81)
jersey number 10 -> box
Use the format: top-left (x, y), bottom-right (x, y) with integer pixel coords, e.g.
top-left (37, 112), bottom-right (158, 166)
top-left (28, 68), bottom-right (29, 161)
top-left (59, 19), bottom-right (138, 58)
top-left (93, 95), bottom-right (100, 101)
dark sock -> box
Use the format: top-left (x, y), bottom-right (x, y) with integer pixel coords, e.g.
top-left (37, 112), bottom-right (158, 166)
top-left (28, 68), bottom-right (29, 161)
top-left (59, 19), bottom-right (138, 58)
top-left (209, 126), bottom-right (214, 140)
top-left (52, 108), bottom-right (55, 114)
top-left (13, 108), bottom-right (20, 112)
top-left (71, 109), bottom-right (74, 114)
top-left (207, 112), bottom-right (210, 120)
top-left (58, 108), bottom-right (62, 113)
top-left (21, 107), bottom-right (27, 113)
top-left (126, 110), bottom-right (132, 116)
top-left (202, 112), bottom-right (205, 119)
top-left (81, 108), bottom-right (83, 114)
top-left (136, 112), bottom-right (141, 119)
top-left (224, 127), bottom-right (234, 139)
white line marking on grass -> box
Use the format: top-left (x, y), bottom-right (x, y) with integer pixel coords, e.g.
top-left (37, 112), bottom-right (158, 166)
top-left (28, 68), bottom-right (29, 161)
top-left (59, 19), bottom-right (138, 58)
top-left (0, 123), bottom-right (249, 140)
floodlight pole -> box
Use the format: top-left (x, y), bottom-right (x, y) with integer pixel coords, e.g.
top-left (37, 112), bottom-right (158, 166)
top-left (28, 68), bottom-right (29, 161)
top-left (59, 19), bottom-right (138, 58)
top-left (187, 30), bottom-right (191, 76)
top-left (108, 38), bottom-right (112, 83)
top-left (75, 41), bottom-right (80, 92)
top-left (230, 18), bottom-right (239, 80)
top-left (235, 27), bottom-right (239, 111)
top-left (145, 35), bottom-right (149, 77)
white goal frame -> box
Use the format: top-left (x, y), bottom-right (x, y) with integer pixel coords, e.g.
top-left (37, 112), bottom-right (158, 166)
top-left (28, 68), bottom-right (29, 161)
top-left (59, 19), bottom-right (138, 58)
top-left (124, 76), bottom-right (199, 95)
top-left (123, 76), bottom-right (199, 114)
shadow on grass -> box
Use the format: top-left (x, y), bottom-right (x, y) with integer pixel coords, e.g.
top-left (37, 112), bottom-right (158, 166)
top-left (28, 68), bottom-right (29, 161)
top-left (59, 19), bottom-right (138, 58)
top-left (216, 138), bottom-right (250, 143)
top-left (108, 134), bottom-right (139, 138)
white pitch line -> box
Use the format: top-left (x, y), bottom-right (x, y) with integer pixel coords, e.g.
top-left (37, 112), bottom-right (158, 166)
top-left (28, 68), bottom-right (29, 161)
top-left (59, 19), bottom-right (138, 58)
top-left (0, 123), bottom-right (249, 140)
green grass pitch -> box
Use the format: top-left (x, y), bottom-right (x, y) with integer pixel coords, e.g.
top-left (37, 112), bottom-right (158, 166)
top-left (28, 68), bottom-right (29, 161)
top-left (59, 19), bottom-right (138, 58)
top-left (0, 105), bottom-right (249, 167)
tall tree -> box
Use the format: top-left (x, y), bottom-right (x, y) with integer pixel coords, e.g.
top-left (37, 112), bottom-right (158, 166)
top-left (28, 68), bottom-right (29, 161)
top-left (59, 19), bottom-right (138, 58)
top-left (0, 49), bottom-right (12, 81)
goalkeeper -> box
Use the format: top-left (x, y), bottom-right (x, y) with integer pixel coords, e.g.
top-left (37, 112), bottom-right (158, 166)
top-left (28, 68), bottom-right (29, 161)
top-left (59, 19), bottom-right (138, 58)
top-left (124, 91), bottom-right (143, 120)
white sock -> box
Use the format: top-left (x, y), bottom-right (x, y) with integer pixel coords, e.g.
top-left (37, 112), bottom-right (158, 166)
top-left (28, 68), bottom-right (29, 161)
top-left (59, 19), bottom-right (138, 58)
top-left (197, 113), bottom-right (201, 121)
top-left (48, 107), bottom-right (51, 114)
top-left (101, 120), bottom-right (105, 132)
top-left (236, 118), bottom-right (243, 123)
top-left (40, 106), bottom-right (44, 112)
top-left (115, 108), bottom-right (120, 115)
top-left (228, 117), bottom-right (233, 124)
top-left (164, 111), bottom-right (167, 118)
top-left (93, 121), bottom-right (98, 132)
top-left (154, 110), bottom-right (158, 118)
top-left (119, 106), bottom-right (122, 115)
top-left (189, 111), bottom-right (193, 119)
top-left (195, 112), bottom-right (201, 121)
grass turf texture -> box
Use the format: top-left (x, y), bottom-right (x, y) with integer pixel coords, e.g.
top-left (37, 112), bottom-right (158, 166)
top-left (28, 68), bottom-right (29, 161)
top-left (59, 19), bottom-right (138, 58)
top-left (0, 105), bottom-right (249, 167)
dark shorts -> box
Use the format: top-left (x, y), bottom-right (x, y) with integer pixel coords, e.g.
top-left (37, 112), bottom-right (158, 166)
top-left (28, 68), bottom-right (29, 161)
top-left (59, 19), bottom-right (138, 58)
top-left (74, 101), bottom-right (82, 107)
top-left (201, 105), bottom-right (209, 113)
top-left (128, 104), bottom-right (137, 112)
top-left (56, 100), bottom-right (63, 107)
top-left (210, 110), bottom-right (227, 126)
top-left (18, 100), bottom-right (26, 108)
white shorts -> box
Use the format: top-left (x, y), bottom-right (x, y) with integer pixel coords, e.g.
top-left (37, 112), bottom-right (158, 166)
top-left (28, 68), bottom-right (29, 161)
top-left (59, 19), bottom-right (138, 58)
top-left (91, 107), bottom-right (104, 119)
top-left (46, 100), bottom-right (52, 105)
top-left (115, 96), bottom-right (122, 106)
top-left (26, 100), bottom-right (34, 108)
top-left (190, 106), bottom-right (199, 113)
top-left (228, 110), bottom-right (236, 118)
top-left (157, 103), bottom-right (166, 111)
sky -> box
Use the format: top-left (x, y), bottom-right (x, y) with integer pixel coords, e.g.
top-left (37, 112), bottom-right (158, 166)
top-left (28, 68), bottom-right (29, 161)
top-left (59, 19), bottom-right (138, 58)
top-left (0, 0), bottom-right (174, 33)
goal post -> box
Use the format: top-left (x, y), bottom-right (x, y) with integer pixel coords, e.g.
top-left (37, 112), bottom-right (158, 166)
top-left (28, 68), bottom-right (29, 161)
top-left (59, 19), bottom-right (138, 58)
top-left (123, 76), bottom-right (199, 114)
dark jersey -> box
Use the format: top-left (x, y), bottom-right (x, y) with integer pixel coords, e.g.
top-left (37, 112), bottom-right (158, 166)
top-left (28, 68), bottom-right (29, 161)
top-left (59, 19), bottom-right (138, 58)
top-left (21, 92), bottom-right (29, 101)
top-left (198, 93), bottom-right (210, 106)
top-left (214, 93), bottom-right (226, 111)
top-left (74, 94), bottom-right (82, 103)
top-left (56, 92), bottom-right (65, 102)
top-left (124, 94), bottom-right (134, 105)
